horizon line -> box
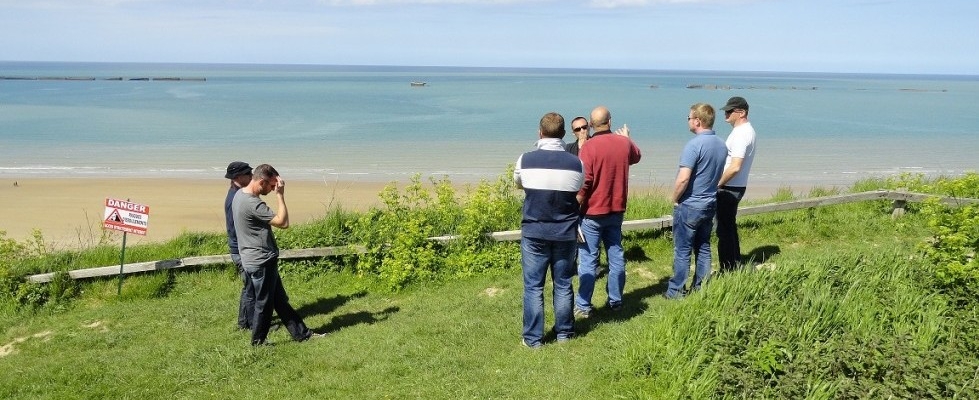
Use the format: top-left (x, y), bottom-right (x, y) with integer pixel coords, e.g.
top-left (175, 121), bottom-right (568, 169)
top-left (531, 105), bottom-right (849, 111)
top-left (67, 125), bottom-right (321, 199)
top-left (1, 60), bottom-right (977, 79)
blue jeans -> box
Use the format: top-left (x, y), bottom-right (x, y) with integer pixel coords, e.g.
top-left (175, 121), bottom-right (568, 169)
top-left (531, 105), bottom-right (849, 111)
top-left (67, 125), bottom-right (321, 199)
top-left (576, 213), bottom-right (626, 311)
top-left (667, 203), bottom-right (716, 298)
top-left (522, 237), bottom-right (577, 346)
top-left (716, 186), bottom-right (746, 271)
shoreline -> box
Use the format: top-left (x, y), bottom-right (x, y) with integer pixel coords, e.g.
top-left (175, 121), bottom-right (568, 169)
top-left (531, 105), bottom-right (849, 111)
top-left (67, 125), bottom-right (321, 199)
top-left (1, 176), bottom-right (821, 250)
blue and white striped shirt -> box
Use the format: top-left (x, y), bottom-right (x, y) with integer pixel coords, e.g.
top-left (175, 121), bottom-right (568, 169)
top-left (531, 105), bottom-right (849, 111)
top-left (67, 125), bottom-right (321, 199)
top-left (514, 138), bottom-right (584, 241)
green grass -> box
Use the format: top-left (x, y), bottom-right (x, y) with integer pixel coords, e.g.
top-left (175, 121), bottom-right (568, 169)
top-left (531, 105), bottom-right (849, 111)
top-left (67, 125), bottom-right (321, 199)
top-left (1, 188), bottom-right (977, 399)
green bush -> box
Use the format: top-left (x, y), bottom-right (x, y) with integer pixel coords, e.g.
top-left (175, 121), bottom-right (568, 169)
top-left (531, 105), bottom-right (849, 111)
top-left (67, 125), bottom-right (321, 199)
top-left (351, 172), bottom-right (521, 290)
top-left (856, 173), bottom-right (979, 307)
top-left (920, 200), bottom-right (979, 306)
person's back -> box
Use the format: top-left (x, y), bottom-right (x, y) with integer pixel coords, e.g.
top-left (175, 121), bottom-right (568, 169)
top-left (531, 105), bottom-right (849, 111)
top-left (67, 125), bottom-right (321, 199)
top-left (515, 112), bottom-right (583, 348)
top-left (574, 106), bottom-right (641, 317)
top-left (518, 147), bottom-right (583, 240)
top-left (578, 128), bottom-right (641, 216)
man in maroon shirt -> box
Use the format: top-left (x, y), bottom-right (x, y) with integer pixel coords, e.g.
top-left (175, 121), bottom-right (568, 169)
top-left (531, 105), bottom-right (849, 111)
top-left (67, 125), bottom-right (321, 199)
top-left (574, 106), bottom-right (642, 317)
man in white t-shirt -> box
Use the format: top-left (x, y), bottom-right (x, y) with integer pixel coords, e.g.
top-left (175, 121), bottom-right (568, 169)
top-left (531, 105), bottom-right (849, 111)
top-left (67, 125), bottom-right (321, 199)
top-left (716, 96), bottom-right (756, 271)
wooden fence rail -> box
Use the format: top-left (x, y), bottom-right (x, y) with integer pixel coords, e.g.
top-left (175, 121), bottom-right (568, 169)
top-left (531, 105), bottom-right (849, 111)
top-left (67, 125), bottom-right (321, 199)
top-left (26, 190), bottom-right (978, 283)
top-left (28, 245), bottom-right (365, 283)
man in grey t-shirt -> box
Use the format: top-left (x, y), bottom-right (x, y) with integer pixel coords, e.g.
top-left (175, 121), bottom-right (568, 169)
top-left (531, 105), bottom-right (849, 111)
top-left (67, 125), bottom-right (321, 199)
top-left (232, 164), bottom-right (317, 345)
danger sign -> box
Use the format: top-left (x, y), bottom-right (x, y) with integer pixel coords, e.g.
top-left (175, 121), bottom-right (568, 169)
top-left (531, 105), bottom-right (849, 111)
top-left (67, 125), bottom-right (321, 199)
top-left (103, 198), bottom-right (150, 235)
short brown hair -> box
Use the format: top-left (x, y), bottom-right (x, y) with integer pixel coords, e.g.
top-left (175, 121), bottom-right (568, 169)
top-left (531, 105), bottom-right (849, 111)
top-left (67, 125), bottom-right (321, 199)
top-left (251, 164), bottom-right (279, 182)
top-left (539, 112), bottom-right (566, 139)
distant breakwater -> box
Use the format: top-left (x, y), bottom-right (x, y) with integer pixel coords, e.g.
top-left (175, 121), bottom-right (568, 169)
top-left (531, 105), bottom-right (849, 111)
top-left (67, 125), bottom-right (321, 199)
top-left (0, 76), bottom-right (205, 81)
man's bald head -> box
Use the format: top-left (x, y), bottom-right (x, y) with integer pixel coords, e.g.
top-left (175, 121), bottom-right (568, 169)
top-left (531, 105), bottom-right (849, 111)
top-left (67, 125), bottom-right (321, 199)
top-left (590, 106), bottom-right (611, 130)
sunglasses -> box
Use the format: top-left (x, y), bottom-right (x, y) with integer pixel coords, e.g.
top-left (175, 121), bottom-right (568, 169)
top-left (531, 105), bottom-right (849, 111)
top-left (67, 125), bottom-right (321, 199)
top-left (573, 125), bottom-right (589, 132)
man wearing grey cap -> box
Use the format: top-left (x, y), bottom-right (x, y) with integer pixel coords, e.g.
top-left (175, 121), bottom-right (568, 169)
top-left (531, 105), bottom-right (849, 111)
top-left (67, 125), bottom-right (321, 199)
top-left (717, 96), bottom-right (757, 272)
top-left (224, 161), bottom-right (255, 330)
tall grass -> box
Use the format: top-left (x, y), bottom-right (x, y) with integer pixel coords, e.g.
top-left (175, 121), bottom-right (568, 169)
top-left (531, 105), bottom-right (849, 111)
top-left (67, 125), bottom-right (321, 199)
top-left (613, 249), bottom-right (970, 398)
top-left (1, 173), bottom-right (977, 398)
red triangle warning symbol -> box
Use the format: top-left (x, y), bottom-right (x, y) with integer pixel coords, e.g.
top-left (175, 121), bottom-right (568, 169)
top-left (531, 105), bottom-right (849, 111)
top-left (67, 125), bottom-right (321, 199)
top-left (106, 208), bottom-right (122, 223)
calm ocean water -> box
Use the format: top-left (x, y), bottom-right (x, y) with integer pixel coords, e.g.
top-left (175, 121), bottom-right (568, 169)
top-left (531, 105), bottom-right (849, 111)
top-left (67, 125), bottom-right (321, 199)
top-left (2, 61), bottom-right (977, 189)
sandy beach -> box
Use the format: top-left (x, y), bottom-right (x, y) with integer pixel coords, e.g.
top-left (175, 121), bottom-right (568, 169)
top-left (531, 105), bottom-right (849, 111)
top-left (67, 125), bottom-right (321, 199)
top-left (1, 177), bottom-right (392, 249)
top-left (0, 177), bottom-right (801, 250)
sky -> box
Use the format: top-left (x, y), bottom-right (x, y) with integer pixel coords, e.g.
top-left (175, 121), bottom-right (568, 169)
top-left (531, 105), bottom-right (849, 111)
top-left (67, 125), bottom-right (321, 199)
top-left (1, 0), bottom-right (976, 75)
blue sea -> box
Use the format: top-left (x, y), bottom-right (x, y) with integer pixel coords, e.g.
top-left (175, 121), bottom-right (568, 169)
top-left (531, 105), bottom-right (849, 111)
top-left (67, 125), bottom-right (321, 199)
top-left (2, 61), bottom-right (977, 189)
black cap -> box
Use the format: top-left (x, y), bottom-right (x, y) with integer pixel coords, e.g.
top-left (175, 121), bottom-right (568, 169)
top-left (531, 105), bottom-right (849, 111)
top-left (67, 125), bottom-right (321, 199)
top-left (720, 96), bottom-right (749, 111)
top-left (224, 161), bottom-right (252, 179)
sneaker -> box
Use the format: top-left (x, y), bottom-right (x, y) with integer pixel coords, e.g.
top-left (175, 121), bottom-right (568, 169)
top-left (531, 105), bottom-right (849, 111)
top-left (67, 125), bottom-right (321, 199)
top-left (573, 307), bottom-right (591, 319)
top-left (299, 332), bottom-right (326, 342)
top-left (609, 302), bottom-right (623, 312)
top-left (556, 335), bottom-right (573, 343)
top-left (522, 339), bottom-right (542, 349)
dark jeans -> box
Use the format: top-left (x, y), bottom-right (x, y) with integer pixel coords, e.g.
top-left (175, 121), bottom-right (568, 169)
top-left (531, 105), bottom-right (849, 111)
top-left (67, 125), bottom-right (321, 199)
top-left (247, 257), bottom-right (312, 345)
top-left (716, 186), bottom-right (746, 271)
top-left (231, 254), bottom-right (255, 330)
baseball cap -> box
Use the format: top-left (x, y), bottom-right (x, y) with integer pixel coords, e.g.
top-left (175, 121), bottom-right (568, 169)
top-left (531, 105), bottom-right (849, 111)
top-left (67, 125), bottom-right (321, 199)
top-left (720, 96), bottom-right (749, 111)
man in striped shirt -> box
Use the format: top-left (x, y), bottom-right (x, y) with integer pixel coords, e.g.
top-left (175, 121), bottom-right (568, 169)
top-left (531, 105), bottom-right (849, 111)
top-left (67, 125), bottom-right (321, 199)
top-left (514, 112), bottom-right (585, 348)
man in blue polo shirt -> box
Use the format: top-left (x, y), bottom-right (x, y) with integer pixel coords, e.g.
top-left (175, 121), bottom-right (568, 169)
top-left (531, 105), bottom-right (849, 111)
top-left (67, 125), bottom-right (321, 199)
top-left (665, 103), bottom-right (728, 299)
top-left (514, 112), bottom-right (584, 348)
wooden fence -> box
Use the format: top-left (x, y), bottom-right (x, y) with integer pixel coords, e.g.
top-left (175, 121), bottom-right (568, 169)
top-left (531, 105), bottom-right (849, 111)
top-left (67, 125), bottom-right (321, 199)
top-left (26, 190), bottom-right (978, 283)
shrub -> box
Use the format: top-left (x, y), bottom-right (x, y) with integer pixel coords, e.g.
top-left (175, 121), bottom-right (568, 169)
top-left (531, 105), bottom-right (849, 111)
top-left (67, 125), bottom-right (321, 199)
top-left (859, 173), bottom-right (979, 307)
top-left (351, 172), bottom-right (521, 290)
top-left (920, 199), bottom-right (979, 306)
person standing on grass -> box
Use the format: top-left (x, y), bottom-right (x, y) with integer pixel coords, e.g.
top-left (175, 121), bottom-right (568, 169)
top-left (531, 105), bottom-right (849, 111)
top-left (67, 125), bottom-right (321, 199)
top-left (564, 115), bottom-right (590, 156)
top-left (575, 106), bottom-right (642, 317)
top-left (716, 96), bottom-right (757, 272)
top-left (224, 161), bottom-right (255, 331)
top-left (233, 164), bottom-right (318, 345)
top-left (514, 112), bottom-right (584, 348)
top-left (665, 103), bottom-right (728, 299)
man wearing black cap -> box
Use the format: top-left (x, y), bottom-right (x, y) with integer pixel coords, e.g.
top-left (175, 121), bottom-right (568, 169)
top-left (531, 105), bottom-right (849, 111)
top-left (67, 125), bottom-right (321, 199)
top-left (225, 161), bottom-right (255, 330)
top-left (717, 96), bottom-right (757, 271)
